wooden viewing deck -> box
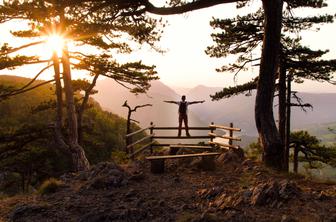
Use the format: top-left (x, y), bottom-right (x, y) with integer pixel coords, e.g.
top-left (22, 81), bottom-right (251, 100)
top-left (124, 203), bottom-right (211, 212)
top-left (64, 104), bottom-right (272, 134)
top-left (125, 122), bottom-right (241, 173)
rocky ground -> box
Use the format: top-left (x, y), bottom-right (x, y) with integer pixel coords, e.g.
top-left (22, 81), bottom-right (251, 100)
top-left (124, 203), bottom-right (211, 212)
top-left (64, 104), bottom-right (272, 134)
top-left (1, 149), bottom-right (336, 222)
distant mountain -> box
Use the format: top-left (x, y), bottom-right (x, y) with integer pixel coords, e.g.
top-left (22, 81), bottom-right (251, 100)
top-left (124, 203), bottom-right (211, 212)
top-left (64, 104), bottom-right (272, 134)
top-left (93, 79), bottom-right (208, 142)
top-left (94, 79), bottom-right (336, 140)
top-left (185, 85), bottom-right (336, 136)
top-left (184, 85), bottom-right (256, 135)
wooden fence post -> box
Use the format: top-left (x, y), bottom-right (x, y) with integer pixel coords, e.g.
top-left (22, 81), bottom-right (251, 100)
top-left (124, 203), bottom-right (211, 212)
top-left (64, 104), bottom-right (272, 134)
top-left (210, 122), bottom-right (214, 142)
top-left (229, 122), bottom-right (233, 146)
top-left (150, 122), bottom-right (154, 154)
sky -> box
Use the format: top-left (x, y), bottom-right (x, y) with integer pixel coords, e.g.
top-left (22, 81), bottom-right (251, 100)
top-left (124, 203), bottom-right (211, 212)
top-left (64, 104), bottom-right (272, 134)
top-left (150, 1), bottom-right (336, 92)
top-left (0, 1), bottom-right (336, 92)
top-left (119, 0), bottom-right (336, 92)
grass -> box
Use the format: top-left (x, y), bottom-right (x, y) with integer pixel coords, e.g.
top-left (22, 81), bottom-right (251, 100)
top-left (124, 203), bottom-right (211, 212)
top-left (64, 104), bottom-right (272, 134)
top-left (38, 178), bottom-right (63, 195)
top-left (239, 173), bottom-right (254, 189)
top-left (111, 150), bottom-right (129, 164)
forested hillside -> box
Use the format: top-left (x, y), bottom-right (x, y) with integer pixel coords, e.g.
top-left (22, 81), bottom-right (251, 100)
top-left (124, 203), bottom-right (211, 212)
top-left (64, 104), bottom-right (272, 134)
top-left (0, 75), bottom-right (136, 194)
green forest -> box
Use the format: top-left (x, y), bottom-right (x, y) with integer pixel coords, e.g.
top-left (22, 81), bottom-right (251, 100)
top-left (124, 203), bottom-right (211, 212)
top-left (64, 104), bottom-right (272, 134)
top-left (0, 75), bottom-right (140, 194)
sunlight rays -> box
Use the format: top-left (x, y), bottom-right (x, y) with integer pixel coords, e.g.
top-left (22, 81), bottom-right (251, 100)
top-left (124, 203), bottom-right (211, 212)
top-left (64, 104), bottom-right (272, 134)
top-left (45, 34), bottom-right (66, 58)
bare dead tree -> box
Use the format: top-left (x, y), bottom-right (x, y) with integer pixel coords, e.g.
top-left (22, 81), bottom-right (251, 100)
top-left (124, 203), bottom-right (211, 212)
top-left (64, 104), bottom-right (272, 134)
top-left (122, 100), bottom-right (152, 153)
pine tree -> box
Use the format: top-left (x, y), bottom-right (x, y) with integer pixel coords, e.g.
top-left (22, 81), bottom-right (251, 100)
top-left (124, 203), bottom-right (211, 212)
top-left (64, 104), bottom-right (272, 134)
top-left (290, 131), bottom-right (336, 173)
top-left (0, 1), bottom-right (160, 171)
top-left (205, 0), bottom-right (336, 170)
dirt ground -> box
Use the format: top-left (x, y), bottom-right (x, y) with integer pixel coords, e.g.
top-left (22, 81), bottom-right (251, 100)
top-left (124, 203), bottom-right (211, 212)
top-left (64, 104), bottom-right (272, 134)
top-left (1, 156), bottom-right (336, 222)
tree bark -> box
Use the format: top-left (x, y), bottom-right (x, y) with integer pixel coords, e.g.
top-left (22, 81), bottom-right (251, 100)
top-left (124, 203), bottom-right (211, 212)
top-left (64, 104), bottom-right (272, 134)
top-left (53, 52), bottom-right (63, 132)
top-left (279, 59), bottom-right (287, 171)
top-left (144, 0), bottom-right (237, 15)
top-left (52, 51), bottom-right (69, 151)
top-left (61, 45), bottom-right (90, 171)
top-left (286, 74), bottom-right (292, 171)
top-left (255, 0), bottom-right (284, 170)
top-left (78, 73), bottom-right (99, 145)
top-left (58, 9), bottom-right (90, 171)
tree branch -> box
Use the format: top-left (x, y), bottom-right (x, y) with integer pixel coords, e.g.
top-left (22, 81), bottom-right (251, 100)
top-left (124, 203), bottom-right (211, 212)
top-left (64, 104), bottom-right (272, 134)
top-left (133, 103), bottom-right (152, 112)
top-left (290, 91), bottom-right (313, 112)
top-left (0, 79), bottom-right (56, 100)
top-left (9, 64), bottom-right (53, 93)
top-left (144, 0), bottom-right (238, 15)
top-left (0, 41), bottom-right (44, 56)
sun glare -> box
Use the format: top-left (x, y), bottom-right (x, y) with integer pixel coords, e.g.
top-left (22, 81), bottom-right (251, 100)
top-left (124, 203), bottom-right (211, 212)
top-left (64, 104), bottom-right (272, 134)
top-left (46, 34), bottom-right (65, 57)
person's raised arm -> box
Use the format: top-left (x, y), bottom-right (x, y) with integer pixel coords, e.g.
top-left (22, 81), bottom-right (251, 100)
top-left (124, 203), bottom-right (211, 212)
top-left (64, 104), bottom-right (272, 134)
top-left (164, 100), bottom-right (179, 104)
top-left (188, 100), bottom-right (205, 105)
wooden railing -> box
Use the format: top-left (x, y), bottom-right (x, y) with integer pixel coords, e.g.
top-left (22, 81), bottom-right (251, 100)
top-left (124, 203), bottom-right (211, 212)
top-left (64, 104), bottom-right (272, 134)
top-left (126, 122), bottom-right (241, 159)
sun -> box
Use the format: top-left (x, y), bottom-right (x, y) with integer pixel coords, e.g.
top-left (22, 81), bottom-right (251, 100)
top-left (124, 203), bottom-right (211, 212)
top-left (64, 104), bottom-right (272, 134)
top-left (45, 34), bottom-right (66, 57)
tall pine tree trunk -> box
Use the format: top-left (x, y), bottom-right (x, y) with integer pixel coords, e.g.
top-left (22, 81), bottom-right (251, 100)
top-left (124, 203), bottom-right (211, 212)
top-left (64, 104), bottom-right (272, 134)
top-left (279, 61), bottom-right (288, 171)
top-left (255, 0), bottom-right (284, 170)
top-left (286, 74), bottom-right (292, 171)
top-left (52, 52), bottom-right (69, 150)
top-left (61, 45), bottom-right (90, 171)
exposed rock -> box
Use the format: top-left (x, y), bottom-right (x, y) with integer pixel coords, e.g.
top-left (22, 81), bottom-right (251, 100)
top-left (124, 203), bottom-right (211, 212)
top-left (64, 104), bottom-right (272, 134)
top-left (125, 189), bottom-right (137, 198)
top-left (223, 210), bottom-right (255, 222)
top-left (85, 174), bottom-right (127, 190)
top-left (216, 147), bottom-right (245, 166)
top-left (198, 187), bottom-right (223, 200)
top-left (129, 172), bottom-right (145, 182)
top-left (242, 190), bottom-right (252, 202)
top-left (198, 211), bottom-right (221, 222)
top-left (281, 215), bottom-right (297, 222)
top-left (250, 180), bottom-right (301, 206)
top-left (79, 208), bottom-right (148, 222)
top-left (317, 191), bottom-right (330, 201)
top-left (78, 162), bottom-right (129, 190)
top-left (242, 159), bottom-right (254, 171)
top-left (324, 214), bottom-right (336, 222)
top-left (210, 192), bottom-right (245, 209)
top-left (190, 156), bottom-right (217, 171)
top-left (88, 162), bottom-right (126, 180)
top-left (9, 204), bottom-right (49, 222)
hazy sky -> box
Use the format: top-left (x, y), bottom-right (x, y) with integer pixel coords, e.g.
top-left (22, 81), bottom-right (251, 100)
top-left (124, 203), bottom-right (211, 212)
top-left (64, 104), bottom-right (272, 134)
top-left (132, 0), bottom-right (336, 92)
top-left (0, 1), bottom-right (335, 92)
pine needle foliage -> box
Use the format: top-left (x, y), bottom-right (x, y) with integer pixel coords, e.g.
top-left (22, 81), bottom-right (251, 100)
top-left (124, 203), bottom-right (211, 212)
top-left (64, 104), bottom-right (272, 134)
top-left (290, 131), bottom-right (336, 168)
top-left (206, 0), bottom-right (336, 100)
top-left (0, 0), bottom-right (162, 96)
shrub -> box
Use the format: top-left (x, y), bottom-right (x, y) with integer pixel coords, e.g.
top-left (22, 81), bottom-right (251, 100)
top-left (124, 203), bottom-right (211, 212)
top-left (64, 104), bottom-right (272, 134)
top-left (38, 178), bottom-right (63, 195)
top-left (111, 151), bottom-right (129, 164)
top-left (246, 141), bottom-right (263, 161)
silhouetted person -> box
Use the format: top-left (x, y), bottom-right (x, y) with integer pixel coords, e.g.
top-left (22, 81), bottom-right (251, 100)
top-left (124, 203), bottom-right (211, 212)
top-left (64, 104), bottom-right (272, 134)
top-left (164, 95), bottom-right (205, 137)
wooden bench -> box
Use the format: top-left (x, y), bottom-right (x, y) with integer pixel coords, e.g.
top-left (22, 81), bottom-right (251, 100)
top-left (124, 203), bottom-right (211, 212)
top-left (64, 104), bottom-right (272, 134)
top-left (146, 152), bottom-right (221, 173)
top-left (169, 144), bottom-right (215, 155)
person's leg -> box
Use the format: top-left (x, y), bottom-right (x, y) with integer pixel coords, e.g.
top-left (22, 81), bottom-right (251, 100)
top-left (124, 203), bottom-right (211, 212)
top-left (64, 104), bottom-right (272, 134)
top-left (184, 115), bottom-right (190, 136)
top-left (178, 114), bottom-right (182, 137)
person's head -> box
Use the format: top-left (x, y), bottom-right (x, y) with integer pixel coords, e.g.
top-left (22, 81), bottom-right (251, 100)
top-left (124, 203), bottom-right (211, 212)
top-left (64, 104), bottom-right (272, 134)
top-left (181, 95), bottom-right (186, 101)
